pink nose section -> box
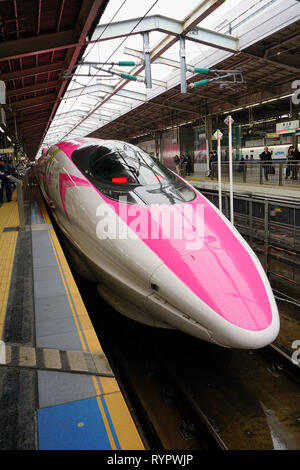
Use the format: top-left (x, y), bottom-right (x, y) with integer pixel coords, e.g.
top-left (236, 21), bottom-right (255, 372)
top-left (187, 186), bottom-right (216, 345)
top-left (179, 248), bottom-right (273, 331)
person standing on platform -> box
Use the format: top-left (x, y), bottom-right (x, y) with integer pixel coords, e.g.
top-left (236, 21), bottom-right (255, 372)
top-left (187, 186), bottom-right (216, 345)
top-left (211, 151), bottom-right (218, 178)
top-left (287, 145), bottom-right (300, 180)
top-left (259, 146), bottom-right (272, 181)
top-left (174, 155), bottom-right (180, 175)
top-left (185, 154), bottom-right (192, 176)
top-left (285, 146), bottom-right (294, 179)
top-left (207, 151), bottom-right (213, 176)
top-left (179, 154), bottom-right (186, 176)
top-left (0, 159), bottom-right (12, 203)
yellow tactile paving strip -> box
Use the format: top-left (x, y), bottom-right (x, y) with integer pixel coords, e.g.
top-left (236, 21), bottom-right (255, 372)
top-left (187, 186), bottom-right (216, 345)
top-left (39, 196), bottom-right (144, 450)
top-left (0, 194), bottom-right (19, 339)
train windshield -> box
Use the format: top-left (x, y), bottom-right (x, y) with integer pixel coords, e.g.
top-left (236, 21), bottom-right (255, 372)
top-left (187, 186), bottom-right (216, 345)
top-left (72, 143), bottom-right (196, 205)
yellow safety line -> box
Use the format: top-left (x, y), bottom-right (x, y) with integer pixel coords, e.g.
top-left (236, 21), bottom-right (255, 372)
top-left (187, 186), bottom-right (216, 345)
top-left (0, 200), bottom-right (19, 339)
top-left (103, 393), bottom-right (145, 450)
top-left (93, 377), bottom-right (117, 450)
top-left (48, 230), bottom-right (87, 352)
top-left (0, 231), bottom-right (18, 339)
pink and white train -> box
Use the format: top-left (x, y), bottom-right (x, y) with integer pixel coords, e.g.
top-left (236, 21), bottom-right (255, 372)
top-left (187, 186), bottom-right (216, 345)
top-left (36, 138), bottom-right (280, 349)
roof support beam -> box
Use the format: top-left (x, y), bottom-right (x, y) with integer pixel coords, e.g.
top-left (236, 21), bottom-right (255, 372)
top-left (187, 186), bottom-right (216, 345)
top-left (0, 62), bottom-right (65, 82)
top-left (92, 7), bottom-right (238, 53)
top-left (63, 82), bottom-right (147, 102)
top-left (150, 100), bottom-right (198, 116)
top-left (54, 109), bottom-right (88, 119)
top-left (20, 121), bottom-right (49, 131)
top-left (7, 111), bottom-right (50, 124)
top-left (7, 80), bottom-right (59, 98)
top-left (0, 30), bottom-right (78, 62)
top-left (11, 94), bottom-right (57, 111)
top-left (242, 44), bottom-right (300, 73)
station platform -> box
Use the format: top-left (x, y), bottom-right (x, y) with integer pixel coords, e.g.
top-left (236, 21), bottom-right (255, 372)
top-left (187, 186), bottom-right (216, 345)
top-left (186, 175), bottom-right (300, 202)
top-left (0, 189), bottom-right (144, 450)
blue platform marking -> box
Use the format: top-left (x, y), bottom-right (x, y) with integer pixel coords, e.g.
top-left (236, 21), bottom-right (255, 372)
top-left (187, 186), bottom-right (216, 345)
top-left (38, 397), bottom-right (113, 450)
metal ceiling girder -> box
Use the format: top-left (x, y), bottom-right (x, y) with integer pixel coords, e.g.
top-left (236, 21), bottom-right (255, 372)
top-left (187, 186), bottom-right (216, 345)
top-left (54, 109), bottom-right (88, 119)
top-left (97, 106), bottom-right (120, 114)
top-left (7, 80), bottom-right (59, 98)
top-left (242, 43), bottom-right (300, 73)
top-left (63, 82), bottom-right (147, 102)
top-left (46, 127), bottom-right (72, 135)
top-left (1, 62), bottom-right (65, 82)
top-left (112, 68), bottom-right (166, 88)
top-left (0, 30), bottom-right (78, 62)
top-left (50, 120), bottom-right (82, 129)
top-left (60, 0), bottom-right (225, 139)
top-left (11, 93), bottom-right (57, 111)
top-left (126, 46), bottom-right (192, 71)
top-left (92, 14), bottom-right (239, 53)
top-left (21, 121), bottom-right (49, 132)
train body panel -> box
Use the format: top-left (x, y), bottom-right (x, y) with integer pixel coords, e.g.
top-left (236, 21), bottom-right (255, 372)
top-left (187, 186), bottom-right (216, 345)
top-left (36, 138), bottom-right (280, 349)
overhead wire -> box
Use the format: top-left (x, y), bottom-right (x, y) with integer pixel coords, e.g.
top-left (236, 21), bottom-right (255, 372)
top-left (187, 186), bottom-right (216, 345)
top-left (54, 0), bottom-right (160, 142)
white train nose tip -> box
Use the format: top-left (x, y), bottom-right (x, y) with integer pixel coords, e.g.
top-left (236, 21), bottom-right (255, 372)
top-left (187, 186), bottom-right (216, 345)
top-left (150, 250), bottom-right (280, 349)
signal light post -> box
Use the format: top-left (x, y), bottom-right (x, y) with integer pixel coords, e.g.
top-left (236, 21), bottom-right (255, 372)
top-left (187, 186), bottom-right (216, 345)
top-left (213, 129), bottom-right (223, 213)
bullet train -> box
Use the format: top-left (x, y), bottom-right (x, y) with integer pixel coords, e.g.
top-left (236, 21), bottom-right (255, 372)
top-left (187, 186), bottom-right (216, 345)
top-left (241, 143), bottom-right (300, 161)
top-left (36, 138), bottom-right (279, 349)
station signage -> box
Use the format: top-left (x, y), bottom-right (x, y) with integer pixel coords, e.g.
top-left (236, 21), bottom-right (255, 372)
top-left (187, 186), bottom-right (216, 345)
top-left (266, 133), bottom-right (279, 138)
top-left (276, 120), bottom-right (299, 134)
top-left (213, 130), bottom-right (223, 140)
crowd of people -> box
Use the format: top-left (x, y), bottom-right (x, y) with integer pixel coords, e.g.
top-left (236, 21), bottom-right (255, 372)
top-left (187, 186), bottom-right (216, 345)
top-left (258, 145), bottom-right (300, 181)
top-left (174, 154), bottom-right (192, 176)
top-left (206, 145), bottom-right (300, 181)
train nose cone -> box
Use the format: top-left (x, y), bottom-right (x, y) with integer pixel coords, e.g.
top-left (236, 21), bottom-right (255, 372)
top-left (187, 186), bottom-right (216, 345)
top-left (149, 198), bottom-right (279, 347)
top-left (150, 247), bottom-right (279, 348)
top-left (179, 248), bottom-right (274, 331)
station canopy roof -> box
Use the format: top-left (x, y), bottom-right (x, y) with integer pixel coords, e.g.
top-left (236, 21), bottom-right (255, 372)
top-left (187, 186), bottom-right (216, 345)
top-left (0, 0), bottom-right (109, 158)
top-left (21, 0), bottom-right (300, 156)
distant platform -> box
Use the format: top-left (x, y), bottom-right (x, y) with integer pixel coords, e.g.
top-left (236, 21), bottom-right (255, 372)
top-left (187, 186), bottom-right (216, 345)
top-left (187, 175), bottom-right (300, 202)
